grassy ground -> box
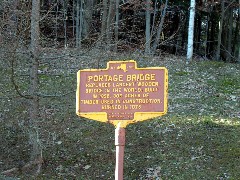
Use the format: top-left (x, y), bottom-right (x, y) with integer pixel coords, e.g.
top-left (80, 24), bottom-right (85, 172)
top-left (0, 50), bottom-right (240, 179)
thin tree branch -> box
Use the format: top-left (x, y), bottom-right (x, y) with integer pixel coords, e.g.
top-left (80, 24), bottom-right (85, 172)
top-left (10, 53), bottom-right (33, 99)
top-left (37, 90), bottom-right (74, 98)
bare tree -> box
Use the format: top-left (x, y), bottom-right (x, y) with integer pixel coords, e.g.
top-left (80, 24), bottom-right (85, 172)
top-left (76, 0), bottom-right (83, 48)
top-left (63, 0), bottom-right (68, 48)
top-left (115, 0), bottom-right (120, 52)
top-left (238, 0), bottom-right (240, 62)
top-left (187, 0), bottom-right (196, 63)
top-left (152, 0), bottom-right (168, 54)
top-left (145, 0), bottom-right (151, 55)
top-left (215, 0), bottom-right (225, 61)
top-left (101, 0), bottom-right (108, 42)
top-left (83, 0), bottom-right (94, 37)
top-left (29, 0), bottom-right (43, 174)
top-left (55, 0), bottom-right (59, 47)
top-left (227, 6), bottom-right (233, 61)
top-left (106, 0), bottom-right (115, 43)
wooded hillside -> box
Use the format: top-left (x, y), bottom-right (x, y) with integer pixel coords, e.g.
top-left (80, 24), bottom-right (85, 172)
top-left (1, 0), bottom-right (240, 62)
top-left (0, 0), bottom-right (240, 179)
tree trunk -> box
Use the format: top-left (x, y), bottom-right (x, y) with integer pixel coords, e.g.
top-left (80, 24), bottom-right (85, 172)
top-left (216, 0), bottom-right (225, 61)
top-left (106, 0), bottom-right (115, 43)
top-left (205, 14), bottom-right (209, 58)
top-left (237, 0), bottom-right (240, 62)
top-left (30, 0), bottom-right (42, 174)
top-left (63, 0), bottom-right (67, 48)
top-left (114, 0), bottom-right (119, 52)
top-left (150, 0), bottom-right (158, 38)
top-left (233, 1), bottom-right (240, 63)
top-left (101, 0), bottom-right (108, 42)
top-left (181, 17), bottom-right (187, 49)
top-left (145, 0), bottom-right (151, 55)
top-left (83, 0), bottom-right (93, 37)
top-left (209, 12), bottom-right (216, 58)
top-left (76, 0), bottom-right (83, 48)
top-left (72, 0), bottom-right (75, 37)
top-left (55, 0), bottom-right (59, 47)
top-left (80, 0), bottom-right (83, 47)
top-left (152, 0), bottom-right (168, 54)
top-left (187, 0), bottom-right (196, 63)
top-left (195, 13), bottom-right (201, 51)
top-left (227, 7), bottom-right (233, 62)
top-left (11, 0), bottom-right (19, 41)
top-left (76, 0), bottom-right (79, 47)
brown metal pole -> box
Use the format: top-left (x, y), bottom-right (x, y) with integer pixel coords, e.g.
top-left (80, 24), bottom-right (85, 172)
top-left (115, 124), bottom-right (126, 180)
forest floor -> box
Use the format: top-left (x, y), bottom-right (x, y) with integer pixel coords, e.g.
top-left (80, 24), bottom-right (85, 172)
top-left (0, 49), bottom-right (240, 179)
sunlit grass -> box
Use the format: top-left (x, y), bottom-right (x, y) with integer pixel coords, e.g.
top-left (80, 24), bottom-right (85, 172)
top-left (0, 53), bottom-right (240, 179)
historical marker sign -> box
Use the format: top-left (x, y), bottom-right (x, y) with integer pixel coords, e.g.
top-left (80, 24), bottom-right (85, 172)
top-left (76, 60), bottom-right (168, 127)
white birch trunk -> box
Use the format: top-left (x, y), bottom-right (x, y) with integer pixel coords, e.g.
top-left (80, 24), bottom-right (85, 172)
top-left (187, 0), bottom-right (196, 63)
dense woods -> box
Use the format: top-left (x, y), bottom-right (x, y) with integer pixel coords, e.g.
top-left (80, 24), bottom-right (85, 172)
top-left (0, 0), bottom-right (240, 62)
top-left (0, 0), bottom-right (240, 179)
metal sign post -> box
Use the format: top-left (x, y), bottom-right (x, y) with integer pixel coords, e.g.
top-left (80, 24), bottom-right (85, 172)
top-left (115, 123), bottom-right (125, 180)
top-left (76, 60), bottom-right (168, 179)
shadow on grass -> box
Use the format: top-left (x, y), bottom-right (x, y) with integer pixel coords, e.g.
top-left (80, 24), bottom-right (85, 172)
top-left (1, 115), bottom-right (239, 179)
top-left (124, 116), bottom-right (240, 179)
top-left (16, 115), bottom-right (236, 179)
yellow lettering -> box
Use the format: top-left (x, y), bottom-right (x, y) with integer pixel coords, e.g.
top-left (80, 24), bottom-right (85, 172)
top-left (126, 75), bottom-right (131, 81)
top-left (113, 88), bottom-right (121, 92)
top-left (126, 74), bottom-right (156, 81)
top-left (151, 74), bottom-right (155, 80)
top-left (98, 75), bottom-right (103, 81)
top-left (81, 100), bottom-right (99, 104)
top-left (93, 75), bottom-right (98, 81)
top-left (138, 82), bottom-right (158, 87)
top-left (108, 75), bottom-right (112, 81)
top-left (144, 87), bottom-right (158, 92)
top-left (98, 83), bottom-right (111, 87)
top-left (123, 88), bottom-right (135, 92)
top-left (86, 89), bottom-right (102, 93)
top-left (113, 82), bottom-right (135, 87)
top-left (88, 74), bottom-right (156, 82)
top-left (88, 75), bottom-right (124, 82)
top-left (101, 99), bottom-right (114, 104)
top-left (130, 74), bottom-right (136, 81)
top-left (125, 94), bottom-right (141, 98)
top-left (88, 76), bottom-right (93, 82)
top-left (99, 94), bottom-right (110, 98)
top-left (102, 104), bottom-right (122, 110)
top-left (130, 105), bottom-right (141, 109)
top-left (86, 83), bottom-right (95, 87)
